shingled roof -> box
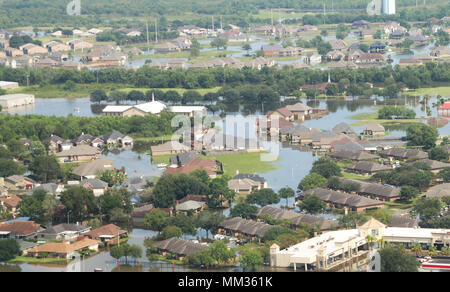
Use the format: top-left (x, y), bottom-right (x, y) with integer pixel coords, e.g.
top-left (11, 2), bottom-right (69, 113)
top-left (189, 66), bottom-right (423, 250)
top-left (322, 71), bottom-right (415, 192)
top-left (152, 237), bottom-right (208, 256)
top-left (256, 206), bottom-right (338, 230)
top-left (347, 161), bottom-right (391, 173)
top-left (379, 148), bottom-right (428, 160)
top-left (302, 188), bottom-right (385, 209)
top-left (219, 217), bottom-right (272, 238)
top-left (331, 150), bottom-right (378, 161)
top-left (84, 224), bottom-right (127, 239)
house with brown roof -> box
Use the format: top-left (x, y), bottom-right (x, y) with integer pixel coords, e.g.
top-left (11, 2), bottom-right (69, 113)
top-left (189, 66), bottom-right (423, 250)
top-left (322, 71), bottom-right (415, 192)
top-left (363, 124), bottom-right (385, 136)
top-left (165, 156), bottom-right (221, 178)
top-left (339, 178), bottom-right (401, 202)
top-left (266, 107), bottom-right (294, 121)
top-left (0, 195), bottom-right (22, 217)
top-left (329, 39), bottom-right (348, 51)
top-left (228, 173), bottom-right (267, 194)
top-left (84, 224), bottom-right (128, 243)
top-left (26, 238), bottom-right (99, 259)
top-left (330, 150), bottom-right (378, 161)
top-left (151, 141), bottom-right (190, 156)
top-left (285, 102), bottom-right (313, 120)
top-left (355, 53), bottom-right (385, 64)
top-left (410, 159), bottom-right (450, 174)
top-left (0, 221), bottom-right (43, 239)
top-left (55, 145), bottom-right (100, 163)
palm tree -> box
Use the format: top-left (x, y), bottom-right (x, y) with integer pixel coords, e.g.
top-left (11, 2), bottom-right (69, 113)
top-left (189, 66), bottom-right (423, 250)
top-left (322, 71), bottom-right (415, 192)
top-left (441, 246), bottom-right (450, 256)
top-left (366, 235), bottom-right (377, 250)
top-left (377, 236), bottom-right (386, 249)
top-left (428, 246), bottom-right (438, 256)
top-left (411, 242), bottom-right (422, 257)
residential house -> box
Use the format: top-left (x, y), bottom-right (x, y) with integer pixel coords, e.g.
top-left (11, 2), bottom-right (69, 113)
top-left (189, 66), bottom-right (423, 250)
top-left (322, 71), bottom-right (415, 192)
top-left (332, 122), bottom-right (356, 136)
top-left (262, 44), bottom-right (283, 57)
top-left (165, 156), bottom-right (221, 178)
top-left (409, 159), bottom-right (450, 174)
top-left (280, 125), bottom-right (320, 145)
top-left (22, 44), bottom-right (47, 55)
top-left (0, 221), bottom-right (43, 239)
top-left (300, 188), bottom-right (385, 212)
top-left (228, 173), bottom-right (267, 194)
top-left (326, 50), bottom-right (345, 61)
top-left (28, 183), bottom-right (65, 198)
top-left (152, 237), bottom-right (208, 260)
top-left (72, 133), bottom-right (95, 146)
top-left (424, 183), bottom-right (450, 199)
top-left (55, 145), bottom-right (100, 162)
top-left (438, 102), bottom-right (450, 117)
top-left (218, 217), bottom-right (272, 240)
top-left (379, 147), bottom-right (428, 160)
top-left (71, 159), bottom-right (114, 181)
top-left (175, 200), bottom-right (206, 215)
top-left (38, 223), bottom-right (91, 240)
top-left (169, 152), bottom-right (199, 168)
top-left (46, 41), bottom-right (71, 52)
top-left (26, 238), bottom-right (99, 259)
top-left (285, 102), bottom-right (313, 120)
top-left (0, 195), bottom-right (22, 217)
top-left (244, 57), bottom-right (276, 70)
top-left (347, 161), bottom-right (391, 176)
top-left (329, 39), bottom-right (347, 51)
top-left (363, 124), bottom-right (385, 136)
top-left (266, 108), bottom-right (295, 121)
top-left (35, 57), bottom-right (58, 68)
top-left (355, 53), bottom-right (385, 64)
top-left (430, 46), bottom-right (450, 58)
top-left (3, 175), bottom-right (35, 191)
top-left (256, 206), bottom-right (339, 231)
top-left (302, 52), bottom-right (322, 65)
top-left (330, 150), bottom-right (378, 161)
top-left (351, 20), bottom-right (370, 29)
top-left (369, 41), bottom-right (386, 53)
top-left (6, 48), bottom-right (23, 57)
top-left (131, 204), bottom-right (155, 225)
top-left (154, 42), bottom-right (181, 54)
top-left (151, 141), bottom-right (190, 156)
top-left (339, 178), bottom-right (401, 202)
top-left (67, 39), bottom-right (94, 50)
top-left (79, 178), bottom-right (109, 196)
top-left (84, 224), bottom-right (128, 243)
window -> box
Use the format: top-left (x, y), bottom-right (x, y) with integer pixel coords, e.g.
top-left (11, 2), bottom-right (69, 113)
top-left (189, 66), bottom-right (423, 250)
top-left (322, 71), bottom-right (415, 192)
top-left (371, 229), bottom-right (378, 236)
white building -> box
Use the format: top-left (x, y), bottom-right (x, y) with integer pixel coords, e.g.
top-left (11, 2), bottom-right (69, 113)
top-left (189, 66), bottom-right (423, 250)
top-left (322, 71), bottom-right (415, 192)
top-left (382, 0), bottom-right (395, 15)
top-left (270, 218), bottom-right (450, 271)
top-left (0, 81), bottom-right (19, 90)
top-left (0, 94), bottom-right (34, 109)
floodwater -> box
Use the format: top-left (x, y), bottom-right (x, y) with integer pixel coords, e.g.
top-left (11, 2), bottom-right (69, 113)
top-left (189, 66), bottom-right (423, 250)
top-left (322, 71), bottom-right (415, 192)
top-left (2, 93), bottom-right (449, 271)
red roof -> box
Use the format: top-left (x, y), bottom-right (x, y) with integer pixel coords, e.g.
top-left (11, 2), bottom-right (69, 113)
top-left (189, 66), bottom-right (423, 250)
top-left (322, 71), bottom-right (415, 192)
top-left (439, 102), bottom-right (450, 110)
top-left (84, 224), bottom-right (127, 239)
top-left (0, 196), bottom-right (22, 208)
top-left (165, 157), bottom-right (218, 176)
top-left (0, 221), bottom-right (40, 236)
top-left (266, 107), bottom-right (294, 118)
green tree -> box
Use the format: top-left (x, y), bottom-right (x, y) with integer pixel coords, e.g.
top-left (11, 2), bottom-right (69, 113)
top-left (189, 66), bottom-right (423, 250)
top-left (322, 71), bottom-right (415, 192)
top-left (29, 155), bottom-right (62, 183)
top-left (298, 173), bottom-right (327, 191)
top-left (407, 123), bottom-right (438, 150)
top-left (400, 185), bottom-right (420, 202)
top-left (242, 43), bottom-right (252, 56)
top-left (160, 225), bottom-right (182, 240)
top-left (60, 186), bottom-right (98, 222)
top-left (90, 89), bottom-right (107, 103)
top-left (298, 194), bottom-right (326, 214)
top-left (196, 210), bottom-right (225, 239)
top-left (210, 38), bottom-right (228, 50)
top-left (245, 188), bottom-right (280, 206)
top-left (429, 147), bottom-right (449, 162)
top-left (278, 187), bottom-right (295, 206)
top-left (0, 239), bottom-right (21, 261)
top-left (143, 209), bottom-right (169, 233)
top-left (311, 158), bottom-right (341, 178)
top-left (239, 249), bottom-right (263, 271)
top-left (379, 245), bottom-right (420, 272)
top-left (230, 203), bottom-right (258, 219)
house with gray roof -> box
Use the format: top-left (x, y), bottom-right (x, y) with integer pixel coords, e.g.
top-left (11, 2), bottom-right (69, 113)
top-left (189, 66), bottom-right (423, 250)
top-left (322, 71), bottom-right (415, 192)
top-left (218, 217), bottom-right (272, 239)
top-left (72, 133), bottom-right (95, 146)
top-left (379, 148), bottom-right (428, 160)
top-left (27, 183), bottom-right (65, 198)
top-left (391, 215), bottom-right (419, 228)
top-left (424, 183), bottom-right (450, 199)
top-left (332, 123), bottom-right (356, 136)
top-left (79, 178), bottom-right (108, 196)
top-left (300, 188), bottom-right (385, 212)
top-left (152, 237), bottom-right (208, 260)
top-left (38, 223), bottom-right (91, 240)
top-left (169, 152), bottom-right (199, 167)
top-left (363, 124), bottom-right (385, 136)
top-left (347, 161), bottom-right (391, 175)
top-left (176, 200), bottom-right (206, 215)
top-left (256, 206), bottom-right (338, 231)
top-left (410, 159), bottom-right (450, 173)
top-left (71, 159), bottom-right (114, 180)
top-left (331, 149), bottom-right (378, 161)
top-left (339, 178), bottom-right (401, 202)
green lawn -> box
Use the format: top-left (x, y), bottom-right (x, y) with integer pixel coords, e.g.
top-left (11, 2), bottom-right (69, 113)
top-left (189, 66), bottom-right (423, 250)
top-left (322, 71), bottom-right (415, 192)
top-left (9, 256), bottom-right (69, 264)
top-left (402, 86), bottom-right (450, 97)
top-left (202, 152), bottom-right (278, 176)
top-left (348, 112), bottom-right (425, 127)
top-left (151, 151), bottom-right (279, 176)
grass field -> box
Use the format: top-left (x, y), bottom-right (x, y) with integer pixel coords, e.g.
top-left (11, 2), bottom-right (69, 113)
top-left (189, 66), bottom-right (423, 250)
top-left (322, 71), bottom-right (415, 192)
top-left (402, 86), bottom-right (450, 97)
top-left (9, 256), bottom-right (69, 264)
top-left (348, 112), bottom-right (425, 127)
top-left (151, 151), bottom-right (278, 176)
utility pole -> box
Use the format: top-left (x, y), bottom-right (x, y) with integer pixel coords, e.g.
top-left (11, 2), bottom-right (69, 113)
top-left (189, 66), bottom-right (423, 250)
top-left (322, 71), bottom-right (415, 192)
top-left (220, 15), bottom-right (223, 30)
top-left (155, 18), bottom-right (158, 43)
top-left (212, 16), bottom-right (214, 30)
top-left (146, 21), bottom-right (149, 53)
